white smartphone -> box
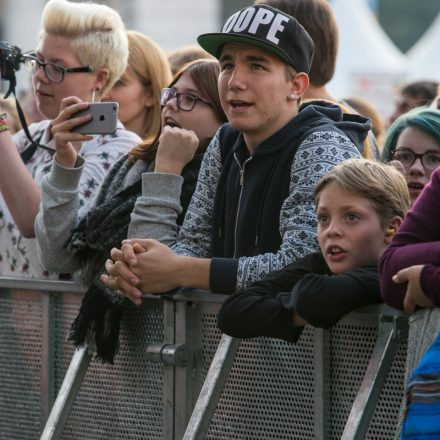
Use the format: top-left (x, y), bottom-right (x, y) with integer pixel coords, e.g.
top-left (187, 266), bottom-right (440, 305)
top-left (71, 102), bottom-right (119, 135)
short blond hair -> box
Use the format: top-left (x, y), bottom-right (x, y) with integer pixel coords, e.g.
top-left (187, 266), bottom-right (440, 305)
top-left (126, 30), bottom-right (172, 140)
top-left (41, 0), bottom-right (128, 96)
top-left (315, 159), bottom-right (410, 225)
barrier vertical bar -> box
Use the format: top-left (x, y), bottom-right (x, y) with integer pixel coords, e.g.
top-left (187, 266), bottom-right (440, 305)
top-left (314, 328), bottom-right (331, 439)
top-left (40, 345), bottom-right (92, 440)
top-left (162, 298), bottom-right (176, 440)
top-left (341, 315), bottom-right (408, 439)
top-left (182, 334), bottom-right (241, 440)
top-left (40, 292), bottom-right (56, 426)
top-left (174, 299), bottom-right (197, 438)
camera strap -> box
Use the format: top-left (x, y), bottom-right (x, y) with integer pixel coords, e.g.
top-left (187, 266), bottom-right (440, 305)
top-left (1, 47), bottom-right (54, 164)
top-left (11, 88), bottom-right (54, 164)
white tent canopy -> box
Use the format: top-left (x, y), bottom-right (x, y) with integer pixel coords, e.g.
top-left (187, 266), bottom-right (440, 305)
top-left (327, 0), bottom-right (407, 116)
top-left (405, 11), bottom-right (440, 83)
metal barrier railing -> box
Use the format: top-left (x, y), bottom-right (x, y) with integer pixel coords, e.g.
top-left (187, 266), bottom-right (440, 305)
top-left (0, 276), bottom-right (84, 438)
top-left (182, 311), bottom-right (408, 440)
top-left (0, 277), bottom-right (408, 440)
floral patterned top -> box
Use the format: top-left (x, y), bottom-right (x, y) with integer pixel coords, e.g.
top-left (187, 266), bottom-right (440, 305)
top-left (0, 119), bottom-right (140, 279)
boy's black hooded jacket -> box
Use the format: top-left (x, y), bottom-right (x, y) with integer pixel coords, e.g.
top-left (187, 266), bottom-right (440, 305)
top-left (209, 101), bottom-right (371, 293)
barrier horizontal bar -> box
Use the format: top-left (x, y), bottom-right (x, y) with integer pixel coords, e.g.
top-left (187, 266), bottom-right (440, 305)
top-left (0, 276), bottom-right (85, 293)
top-left (0, 276), bottom-right (166, 300)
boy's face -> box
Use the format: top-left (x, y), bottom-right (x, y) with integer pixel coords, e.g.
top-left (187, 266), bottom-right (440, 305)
top-left (316, 183), bottom-right (389, 274)
top-left (218, 42), bottom-right (297, 149)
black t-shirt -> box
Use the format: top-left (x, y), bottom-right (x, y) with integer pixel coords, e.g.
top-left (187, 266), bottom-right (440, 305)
top-left (217, 252), bottom-right (381, 342)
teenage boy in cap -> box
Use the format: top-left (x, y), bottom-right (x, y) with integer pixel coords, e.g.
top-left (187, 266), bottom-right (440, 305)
top-left (102, 4), bottom-right (370, 302)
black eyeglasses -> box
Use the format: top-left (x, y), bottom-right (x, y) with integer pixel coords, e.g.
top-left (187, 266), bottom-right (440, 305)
top-left (23, 54), bottom-right (93, 84)
top-left (392, 148), bottom-right (440, 170)
top-left (160, 88), bottom-right (211, 111)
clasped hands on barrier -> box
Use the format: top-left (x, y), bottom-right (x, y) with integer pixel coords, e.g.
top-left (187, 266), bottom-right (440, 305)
top-left (102, 239), bottom-right (190, 305)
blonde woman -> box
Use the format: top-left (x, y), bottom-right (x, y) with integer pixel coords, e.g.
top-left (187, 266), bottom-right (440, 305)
top-left (0, 0), bottom-right (140, 278)
top-left (103, 30), bottom-right (172, 139)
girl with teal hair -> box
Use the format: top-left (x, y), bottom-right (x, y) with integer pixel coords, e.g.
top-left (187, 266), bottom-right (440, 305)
top-left (381, 108), bottom-right (440, 203)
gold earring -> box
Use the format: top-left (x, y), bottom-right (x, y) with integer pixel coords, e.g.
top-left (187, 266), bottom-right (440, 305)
top-left (386, 228), bottom-right (395, 237)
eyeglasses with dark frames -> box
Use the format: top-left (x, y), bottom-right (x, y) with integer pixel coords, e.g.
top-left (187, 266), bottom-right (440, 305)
top-left (391, 148), bottom-right (440, 170)
top-left (23, 53), bottom-right (93, 84)
top-left (160, 88), bottom-right (212, 111)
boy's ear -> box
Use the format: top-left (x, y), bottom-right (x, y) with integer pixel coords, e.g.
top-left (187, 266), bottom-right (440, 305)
top-left (384, 216), bottom-right (403, 244)
top-left (290, 72), bottom-right (309, 98)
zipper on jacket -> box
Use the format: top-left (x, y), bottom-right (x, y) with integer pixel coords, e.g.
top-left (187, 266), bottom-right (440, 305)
top-left (233, 153), bottom-right (252, 257)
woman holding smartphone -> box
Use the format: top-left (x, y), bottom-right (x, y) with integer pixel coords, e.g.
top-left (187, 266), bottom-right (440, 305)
top-left (35, 59), bottom-right (227, 362)
top-left (0, 0), bottom-right (140, 279)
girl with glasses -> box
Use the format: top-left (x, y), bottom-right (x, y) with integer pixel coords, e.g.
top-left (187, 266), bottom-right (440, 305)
top-left (0, 0), bottom-right (140, 279)
top-left (381, 108), bottom-right (440, 204)
top-left (35, 59), bottom-right (227, 362)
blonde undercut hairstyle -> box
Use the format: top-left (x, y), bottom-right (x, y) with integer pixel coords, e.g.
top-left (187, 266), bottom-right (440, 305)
top-left (314, 159), bottom-right (410, 226)
top-left (41, 0), bottom-right (128, 96)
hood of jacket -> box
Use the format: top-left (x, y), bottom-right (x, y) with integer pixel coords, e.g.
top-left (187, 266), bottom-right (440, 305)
top-left (296, 100), bottom-right (372, 153)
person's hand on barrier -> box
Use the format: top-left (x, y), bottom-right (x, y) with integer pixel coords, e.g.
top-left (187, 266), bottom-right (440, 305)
top-left (51, 96), bottom-right (93, 168)
top-left (102, 239), bottom-right (184, 303)
top-left (392, 264), bottom-right (435, 313)
top-left (154, 125), bottom-right (199, 175)
top-left (101, 244), bottom-right (145, 305)
top-left (114, 241), bottom-right (141, 266)
top-left (120, 239), bottom-right (183, 294)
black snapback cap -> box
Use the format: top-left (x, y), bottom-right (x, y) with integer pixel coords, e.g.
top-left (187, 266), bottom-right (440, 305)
top-left (197, 4), bottom-right (315, 74)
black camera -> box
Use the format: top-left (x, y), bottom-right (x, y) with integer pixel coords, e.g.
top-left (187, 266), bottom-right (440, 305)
top-left (0, 40), bottom-right (23, 83)
top-left (0, 40), bottom-right (48, 159)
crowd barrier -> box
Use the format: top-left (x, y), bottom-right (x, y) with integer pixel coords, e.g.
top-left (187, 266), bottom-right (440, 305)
top-left (0, 276), bottom-right (408, 440)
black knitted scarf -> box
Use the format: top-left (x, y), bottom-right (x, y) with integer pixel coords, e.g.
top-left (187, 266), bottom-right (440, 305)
top-left (67, 154), bottom-right (202, 363)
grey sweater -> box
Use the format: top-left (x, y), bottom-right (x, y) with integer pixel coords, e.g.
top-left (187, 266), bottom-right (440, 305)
top-left (35, 154), bottom-right (183, 274)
